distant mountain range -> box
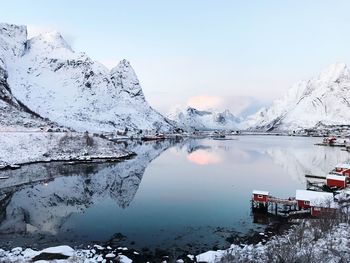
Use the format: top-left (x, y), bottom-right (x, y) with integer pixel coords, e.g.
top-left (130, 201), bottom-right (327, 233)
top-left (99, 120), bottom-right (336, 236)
top-left (1, 23), bottom-right (350, 133)
top-left (169, 63), bottom-right (350, 132)
top-left (243, 63), bottom-right (350, 131)
top-left (0, 23), bottom-right (173, 132)
top-left (168, 107), bottom-right (241, 130)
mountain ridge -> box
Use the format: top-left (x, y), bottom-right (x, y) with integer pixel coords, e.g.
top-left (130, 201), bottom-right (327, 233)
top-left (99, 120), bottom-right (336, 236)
top-left (0, 22), bottom-right (174, 132)
top-left (243, 62), bottom-right (350, 131)
top-left (168, 106), bottom-right (241, 131)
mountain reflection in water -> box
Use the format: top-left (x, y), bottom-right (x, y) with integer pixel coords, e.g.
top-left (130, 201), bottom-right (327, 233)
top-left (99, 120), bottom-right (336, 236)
top-left (0, 136), bottom-right (349, 253)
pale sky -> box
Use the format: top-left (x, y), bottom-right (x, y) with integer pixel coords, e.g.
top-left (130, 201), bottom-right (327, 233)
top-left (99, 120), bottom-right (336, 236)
top-left (2, 1), bottom-right (350, 116)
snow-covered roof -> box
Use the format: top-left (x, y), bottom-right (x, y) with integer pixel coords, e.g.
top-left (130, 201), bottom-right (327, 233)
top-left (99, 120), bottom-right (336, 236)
top-left (253, 190), bottom-right (269, 196)
top-left (327, 174), bottom-right (347, 181)
top-left (335, 163), bottom-right (350, 169)
top-left (296, 190), bottom-right (334, 207)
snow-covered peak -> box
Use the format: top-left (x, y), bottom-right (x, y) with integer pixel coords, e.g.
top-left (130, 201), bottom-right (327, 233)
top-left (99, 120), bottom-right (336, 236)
top-left (0, 23), bottom-right (26, 37)
top-left (318, 62), bottom-right (350, 83)
top-left (186, 107), bottom-right (211, 116)
top-left (110, 59), bottom-right (145, 99)
top-left (0, 23), bottom-right (57, 131)
top-left (1, 22), bottom-right (173, 132)
top-left (244, 62), bottom-right (350, 131)
top-left (220, 109), bottom-right (241, 121)
top-left (27, 31), bottom-right (73, 57)
top-left (169, 106), bottom-right (241, 130)
top-left (0, 23), bottom-right (27, 65)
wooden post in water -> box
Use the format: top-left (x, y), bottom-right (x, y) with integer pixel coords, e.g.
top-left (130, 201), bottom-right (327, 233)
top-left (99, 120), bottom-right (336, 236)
top-left (275, 203), bottom-right (278, 215)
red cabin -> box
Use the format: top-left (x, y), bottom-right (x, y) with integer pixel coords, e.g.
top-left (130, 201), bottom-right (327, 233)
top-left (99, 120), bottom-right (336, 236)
top-left (252, 190), bottom-right (269, 203)
top-left (296, 190), bottom-right (334, 211)
top-left (323, 137), bottom-right (337, 145)
top-left (335, 163), bottom-right (350, 173)
top-left (326, 174), bottom-right (347, 189)
top-left (341, 168), bottom-right (350, 178)
top-left (311, 207), bottom-right (337, 217)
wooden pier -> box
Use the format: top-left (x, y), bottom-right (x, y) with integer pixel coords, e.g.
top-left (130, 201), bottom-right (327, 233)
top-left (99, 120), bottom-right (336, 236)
top-left (251, 192), bottom-right (298, 217)
top-left (314, 143), bottom-right (346, 147)
top-left (305, 174), bottom-right (326, 180)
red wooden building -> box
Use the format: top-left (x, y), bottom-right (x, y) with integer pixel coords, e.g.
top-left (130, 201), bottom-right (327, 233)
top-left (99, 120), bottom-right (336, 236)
top-left (326, 174), bottom-right (347, 189)
top-left (340, 168), bottom-right (350, 178)
top-left (310, 206), bottom-right (337, 217)
top-left (335, 163), bottom-right (350, 173)
top-left (252, 190), bottom-right (269, 203)
top-left (323, 137), bottom-right (337, 145)
top-left (295, 190), bottom-right (334, 212)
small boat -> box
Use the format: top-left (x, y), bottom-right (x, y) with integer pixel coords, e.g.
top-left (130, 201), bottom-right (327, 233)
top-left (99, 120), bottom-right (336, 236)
top-left (9, 164), bottom-right (20, 169)
top-left (213, 137), bottom-right (237, 141)
top-left (141, 134), bottom-right (166, 141)
top-left (315, 137), bottom-right (347, 147)
top-left (323, 137), bottom-right (337, 145)
top-left (211, 133), bottom-right (226, 140)
top-left (0, 176), bottom-right (9, 180)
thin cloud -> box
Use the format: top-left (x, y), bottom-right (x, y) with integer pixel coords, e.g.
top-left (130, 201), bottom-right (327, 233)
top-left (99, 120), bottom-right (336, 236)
top-left (187, 95), bottom-right (222, 110)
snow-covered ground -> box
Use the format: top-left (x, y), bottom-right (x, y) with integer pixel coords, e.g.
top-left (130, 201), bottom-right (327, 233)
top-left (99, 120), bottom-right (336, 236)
top-left (0, 132), bottom-right (131, 168)
top-left (0, 245), bottom-right (133, 263)
top-left (196, 222), bottom-right (350, 263)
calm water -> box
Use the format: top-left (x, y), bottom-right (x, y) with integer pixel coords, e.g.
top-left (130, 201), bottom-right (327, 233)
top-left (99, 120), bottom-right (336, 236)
top-left (0, 136), bottom-right (349, 253)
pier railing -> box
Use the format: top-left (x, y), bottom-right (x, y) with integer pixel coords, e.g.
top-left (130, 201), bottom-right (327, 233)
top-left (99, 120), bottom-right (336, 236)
top-left (268, 196), bottom-right (297, 206)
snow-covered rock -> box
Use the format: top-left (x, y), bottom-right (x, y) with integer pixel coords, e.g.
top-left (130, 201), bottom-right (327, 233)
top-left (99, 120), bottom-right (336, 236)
top-left (0, 22), bottom-right (173, 132)
top-left (39, 245), bottom-right (75, 257)
top-left (169, 107), bottom-right (241, 131)
top-left (117, 255), bottom-right (133, 263)
top-left (0, 244), bottom-right (135, 263)
top-left (244, 63), bottom-right (350, 131)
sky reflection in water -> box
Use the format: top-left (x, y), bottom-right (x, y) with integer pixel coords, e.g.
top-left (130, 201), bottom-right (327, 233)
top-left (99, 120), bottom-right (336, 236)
top-left (0, 136), bottom-right (349, 253)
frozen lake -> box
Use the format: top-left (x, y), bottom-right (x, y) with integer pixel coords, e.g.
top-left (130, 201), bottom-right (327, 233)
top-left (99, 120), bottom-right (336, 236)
top-left (0, 136), bottom-right (349, 254)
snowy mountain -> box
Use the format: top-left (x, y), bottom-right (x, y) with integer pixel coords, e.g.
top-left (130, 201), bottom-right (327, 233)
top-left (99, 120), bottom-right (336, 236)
top-left (0, 24), bottom-right (55, 131)
top-left (244, 63), bottom-right (350, 131)
top-left (0, 22), bottom-right (173, 132)
top-left (168, 107), bottom-right (241, 131)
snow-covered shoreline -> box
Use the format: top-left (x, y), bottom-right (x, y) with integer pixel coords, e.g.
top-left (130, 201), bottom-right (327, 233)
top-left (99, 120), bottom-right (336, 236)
top-left (0, 221), bottom-right (349, 262)
top-left (0, 245), bottom-right (134, 263)
top-left (197, 222), bottom-right (350, 263)
top-left (0, 132), bottom-right (133, 169)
